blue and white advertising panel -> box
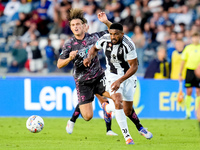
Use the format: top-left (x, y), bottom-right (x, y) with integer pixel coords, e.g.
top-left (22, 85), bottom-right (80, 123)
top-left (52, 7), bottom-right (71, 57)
top-left (0, 76), bottom-right (197, 119)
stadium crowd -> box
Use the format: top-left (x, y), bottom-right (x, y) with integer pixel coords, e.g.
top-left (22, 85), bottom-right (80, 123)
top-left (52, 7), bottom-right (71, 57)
top-left (0, 0), bottom-right (199, 77)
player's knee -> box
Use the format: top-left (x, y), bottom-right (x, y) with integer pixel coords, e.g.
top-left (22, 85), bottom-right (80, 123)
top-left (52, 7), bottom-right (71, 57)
top-left (124, 108), bottom-right (132, 116)
top-left (83, 114), bottom-right (93, 121)
top-left (112, 93), bottom-right (123, 109)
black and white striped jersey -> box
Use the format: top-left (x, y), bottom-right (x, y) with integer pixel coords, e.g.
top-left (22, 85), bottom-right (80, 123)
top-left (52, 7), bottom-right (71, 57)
top-left (95, 34), bottom-right (137, 76)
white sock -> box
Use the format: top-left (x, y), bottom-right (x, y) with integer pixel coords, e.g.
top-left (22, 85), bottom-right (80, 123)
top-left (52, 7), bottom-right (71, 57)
top-left (115, 109), bottom-right (132, 141)
top-left (106, 100), bottom-right (115, 113)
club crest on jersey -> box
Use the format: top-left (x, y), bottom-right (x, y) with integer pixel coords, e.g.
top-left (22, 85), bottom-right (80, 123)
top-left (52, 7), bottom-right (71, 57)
top-left (110, 54), bottom-right (122, 63)
top-left (108, 43), bottom-right (112, 47)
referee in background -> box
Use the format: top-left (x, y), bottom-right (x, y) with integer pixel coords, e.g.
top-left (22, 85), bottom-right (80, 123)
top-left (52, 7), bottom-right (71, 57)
top-left (179, 32), bottom-right (200, 119)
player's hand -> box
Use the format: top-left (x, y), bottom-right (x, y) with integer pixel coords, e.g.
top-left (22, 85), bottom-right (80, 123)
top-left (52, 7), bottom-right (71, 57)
top-left (69, 50), bottom-right (78, 60)
top-left (83, 58), bottom-right (91, 67)
top-left (97, 12), bottom-right (108, 23)
top-left (111, 80), bottom-right (121, 93)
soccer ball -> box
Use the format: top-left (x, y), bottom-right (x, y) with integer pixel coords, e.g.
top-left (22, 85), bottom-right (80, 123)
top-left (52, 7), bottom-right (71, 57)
top-left (26, 115), bottom-right (44, 133)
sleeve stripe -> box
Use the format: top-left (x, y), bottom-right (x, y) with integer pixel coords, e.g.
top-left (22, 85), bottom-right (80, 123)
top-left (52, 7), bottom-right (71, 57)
top-left (123, 36), bottom-right (135, 52)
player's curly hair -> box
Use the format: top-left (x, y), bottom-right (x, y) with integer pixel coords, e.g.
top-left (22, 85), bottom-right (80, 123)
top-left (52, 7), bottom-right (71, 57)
top-left (68, 8), bottom-right (87, 24)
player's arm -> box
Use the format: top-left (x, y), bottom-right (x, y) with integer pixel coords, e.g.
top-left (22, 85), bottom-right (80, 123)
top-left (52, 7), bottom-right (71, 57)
top-left (97, 12), bottom-right (112, 29)
top-left (83, 45), bottom-right (100, 67)
top-left (111, 58), bottom-right (138, 92)
top-left (57, 50), bottom-right (78, 69)
top-left (179, 60), bottom-right (185, 81)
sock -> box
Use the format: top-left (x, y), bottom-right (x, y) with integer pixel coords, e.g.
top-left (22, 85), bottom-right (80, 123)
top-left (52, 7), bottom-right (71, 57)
top-left (106, 121), bottom-right (111, 132)
top-left (128, 108), bottom-right (143, 131)
top-left (195, 96), bottom-right (200, 111)
top-left (115, 109), bottom-right (131, 141)
top-left (185, 95), bottom-right (192, 118)
top-left (70, 104), bottom-right (80, 123)
top-left (105, 101), bottom-right (115, 113)
top-left (103, 101), bottom-right (112, 132)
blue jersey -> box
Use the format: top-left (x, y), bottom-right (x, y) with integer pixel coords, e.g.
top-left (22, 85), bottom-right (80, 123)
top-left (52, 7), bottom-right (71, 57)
top-left (59, 31), bottom-right (108, 82)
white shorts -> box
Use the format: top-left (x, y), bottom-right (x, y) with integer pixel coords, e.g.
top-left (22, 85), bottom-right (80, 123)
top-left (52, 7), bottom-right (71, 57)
top-left (30, 58), bottom-right (43, 72)
top-left (106, 73), bottom-right (137, 101)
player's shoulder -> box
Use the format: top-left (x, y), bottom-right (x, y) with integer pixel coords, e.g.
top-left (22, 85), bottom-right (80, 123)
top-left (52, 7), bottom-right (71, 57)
top-left (122, 35), bottom-right (135, 50)
top-left (98, 33), bottom-right (110, 41)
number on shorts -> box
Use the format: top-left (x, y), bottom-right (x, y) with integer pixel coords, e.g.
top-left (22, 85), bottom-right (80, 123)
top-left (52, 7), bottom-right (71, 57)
top-left (100, 76), bottom-right (106, 86)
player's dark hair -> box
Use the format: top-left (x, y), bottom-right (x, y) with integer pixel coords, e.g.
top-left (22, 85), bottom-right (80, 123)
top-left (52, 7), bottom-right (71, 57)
top-left (68, 8), bottom-right (87, 24)
top-left (110, 23), bottom-right (123, 31)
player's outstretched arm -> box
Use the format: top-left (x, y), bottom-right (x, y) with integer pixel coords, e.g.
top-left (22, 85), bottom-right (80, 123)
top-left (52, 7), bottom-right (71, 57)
top-left (57, 50), bottom-right (78, 69)
top-left (97, 12), bottom-right (112, 29)
top-left (83, 45), bottom-right (99, 67)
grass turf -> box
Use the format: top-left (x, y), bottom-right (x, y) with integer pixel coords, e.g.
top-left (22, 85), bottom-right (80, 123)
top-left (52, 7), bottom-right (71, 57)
top-left (0, 118), bottom-right (200, 150)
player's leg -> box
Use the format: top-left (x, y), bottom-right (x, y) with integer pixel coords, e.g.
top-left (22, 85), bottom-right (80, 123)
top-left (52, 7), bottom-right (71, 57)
top-left (66, 102), bottom-right (93, 134)
top-left (123, 101), bottom-right (153, 139)
top-left (66, 104), bottom-right (80, 134)
top-left (95, 94), bottom-right (117, 136)
top-left (111, 93), bottom-right (134, 144)
top-left (79, 102), bottom-right (93, 121)
top-left (195, 87), bottom-right (200, 111)
top-left (185, 87), bottom-right (193, 119)
top-left (66, 79), bottom-right (94, 134)
top-left (123, 76), bottom-right (152, 139)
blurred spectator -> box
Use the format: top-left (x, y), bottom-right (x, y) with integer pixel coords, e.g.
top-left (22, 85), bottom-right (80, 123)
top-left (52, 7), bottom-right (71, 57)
top-left (20, 23), bottom-right (40, 43)
top-left (36, 0), bottom-right (51, 35)
top-left (156, 25), bottom-right (168, 44)
top-left (174, 5), bottom-right (193, 32)
top-left (143, 22), bottom-right (152, 48)
top-left (83, 0), bottom-right (100, 33)
top-left (36, 0), bottom-right (51, 20)
top-left (166, 31), bottom-right (177, 62)
top-left (120, 6), bottom-right (134, 32)
top-left (3, 0), bottom-right (20, 23)
top-left (18, 0), bottom-right (32, 14)
top-left (123, 24), bottom-right (133, 38)
top-left (131, 25), bottom-right (145, 73)
top-left (170, 39), bottom-right (186, 79)
top-left (183, 29), bottom-right (192, 45)
top-left (133, 9), bottom-right (146, 29)
top-left (26, 35), bottom-right (43, 72)
top-left (44, 38), bottom-right (56, 72)
top-left (47, 0), bottom-right (60, 21)
top-left (7, 39), bottom-right (27, 72)
top-left (144, 45), bottom-right (170, 79)
top-left (105, 0), bottom-right (124, 23)
top-left (162, 0), bottom-right (174, 12)
top-left (72, 0), bottom-right (84, 9)
top-left (0, 0), bottom-right (5, 36)
top-left (13, 12), bottom-right (28, 36)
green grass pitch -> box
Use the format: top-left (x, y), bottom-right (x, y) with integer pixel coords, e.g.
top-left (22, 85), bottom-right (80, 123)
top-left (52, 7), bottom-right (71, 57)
top-left (0, 118), bottom-right (200, 150)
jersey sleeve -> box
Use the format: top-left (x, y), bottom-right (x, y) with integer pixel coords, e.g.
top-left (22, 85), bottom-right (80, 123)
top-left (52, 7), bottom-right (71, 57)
top-left (123, 35), bottom-right (137, 60)
top-left (95, 34), bottom-right (107, 50)
top-left (127, 48), bottom-right (137, 60)
top-left (59, 40), bottom-right (72, 59)
top-left (181, 45), bottom-right (189, 61)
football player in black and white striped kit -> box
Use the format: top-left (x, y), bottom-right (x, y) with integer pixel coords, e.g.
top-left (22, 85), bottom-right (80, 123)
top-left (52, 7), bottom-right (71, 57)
top-left (84, 23), bottom-right (153, 144)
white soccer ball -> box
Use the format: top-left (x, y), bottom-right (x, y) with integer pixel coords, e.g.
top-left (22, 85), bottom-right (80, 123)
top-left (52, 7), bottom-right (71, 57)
top-left (26, 115), bottom-right (44, 133)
